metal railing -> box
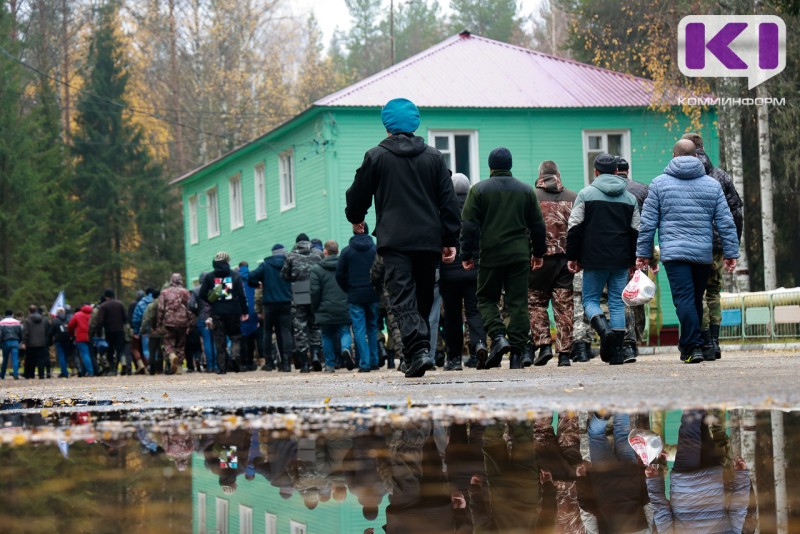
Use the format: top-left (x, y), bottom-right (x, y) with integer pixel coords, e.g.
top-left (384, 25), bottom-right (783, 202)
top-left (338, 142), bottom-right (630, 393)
top-left (719, 288), bottom-right (800, 341)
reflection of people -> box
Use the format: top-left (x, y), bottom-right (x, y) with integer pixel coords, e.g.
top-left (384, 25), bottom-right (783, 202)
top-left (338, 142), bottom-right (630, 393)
top-left (577, 414), bottom-right (649, 534)
top-left (202, 429), bottom-right (252, 494)
top-left (646, 409), bottom-right (751, 533)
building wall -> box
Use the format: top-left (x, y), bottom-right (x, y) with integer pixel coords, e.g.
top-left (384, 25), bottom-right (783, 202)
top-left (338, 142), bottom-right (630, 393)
top-left (180, 105), bottom-right (719, 327)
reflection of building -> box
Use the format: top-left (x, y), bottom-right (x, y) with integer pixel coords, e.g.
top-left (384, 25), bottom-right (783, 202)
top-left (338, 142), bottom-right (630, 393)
top-left (192, 454), bottom-right (386, 534)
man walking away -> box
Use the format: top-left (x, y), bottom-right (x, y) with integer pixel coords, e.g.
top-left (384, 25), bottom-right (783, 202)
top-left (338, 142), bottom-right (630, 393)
top-left (282, 233), bottom-right (324, 372)
top-left (336, 223), bottom-right (379, 373)
top-left (68, 304), bottom-right (95, 376)
top-left (142, 290), bottom-right (164, 374)
top-left (636, 140), bottom-right (738, 364)
top-left (0, 309), bottom-right (22, 379)
top-left (22, 305), bottom-right (48, 379)
top-left (49, 307), bottom-right (71, 378)
top-left (200, 251), bottom-right (249, 374)
top-left (438, 173), bottom-right (487, 371)
top-left (682, 133), bottom-right (744, 360)
top-left (529, 161), bottom-right (577, 368)
top-left (311, 241), bottom-right (353, 373)
top-left (567, 154), bottom-right (639, 366)
top-left (460, 147), bottom-right (546, 370)
top-left (237, 261), bottom-right (260, 371)
top-left (95, 289), bottom-right (128, 375)
top-left (345, 97), bottom-right (460, 378)
top-left (159, 273), bottom-right (195, 375)
top-left (249, 244), bottom-right (295, 372)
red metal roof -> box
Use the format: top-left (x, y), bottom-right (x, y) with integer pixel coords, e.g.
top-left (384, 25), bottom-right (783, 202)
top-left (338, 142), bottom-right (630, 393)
top-left (316, 32), bottom-right (656, 108)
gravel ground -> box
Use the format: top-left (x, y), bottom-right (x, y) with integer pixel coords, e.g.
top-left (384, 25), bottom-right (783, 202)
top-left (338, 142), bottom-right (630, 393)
top-left (2, 350), bottom-right (798, 413)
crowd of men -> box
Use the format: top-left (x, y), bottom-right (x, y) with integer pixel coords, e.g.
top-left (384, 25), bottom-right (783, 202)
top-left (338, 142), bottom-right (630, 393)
top-left (0, 98), bottom-right (743, 380)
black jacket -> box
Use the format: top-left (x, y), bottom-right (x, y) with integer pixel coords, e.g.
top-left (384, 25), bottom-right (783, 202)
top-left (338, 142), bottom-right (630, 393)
top-left (345, 134), bottom-right (461, 254)
top-left (697, 150), bottom-right (744, 253)
top-left (23, 313), bottom-right (48, 348)
top-left (440, 190), bottom-right (478, 282)
top-left (310, 255), bottom-right (350, 325)
top-left (199, 260), bottom-right (248, 317)
top-left (623, 176), bottom-right (649, 211)
top-left (336, 234), bottom-right (379, 305)
top-left (248, 255), bottom-right (292, 304)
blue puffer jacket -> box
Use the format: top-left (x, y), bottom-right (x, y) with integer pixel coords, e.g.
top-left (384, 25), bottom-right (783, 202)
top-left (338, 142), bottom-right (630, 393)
top-left (637, 156), bottom-right (739, 264)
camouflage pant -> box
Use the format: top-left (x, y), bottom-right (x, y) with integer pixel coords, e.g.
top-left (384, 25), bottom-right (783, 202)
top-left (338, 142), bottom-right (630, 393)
top-left (382, 288), bottom-right (405, 357)
top-left (528, 288), bottom-right (573, 353)
top-left (572, 272), bottom-right (593, 344)
top-left (702, 251), bottom-right (724, 328)
top-left (162, 326), bottom-right (187, 364)
top-left (211, 314), bottom-right (241, 363)
top-left (291, 304), bottom-right (321, 354)
top-left (625, 304), bottom-right (647, 344)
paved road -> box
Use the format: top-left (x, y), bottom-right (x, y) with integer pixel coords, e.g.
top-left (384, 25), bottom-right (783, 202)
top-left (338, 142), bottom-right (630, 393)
top-left (2, 350), bottom-right (798, 413)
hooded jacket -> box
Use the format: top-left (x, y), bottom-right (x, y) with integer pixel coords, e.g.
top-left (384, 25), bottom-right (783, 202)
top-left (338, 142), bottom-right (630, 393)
top-left (0, 316), bottom-right (23, 343)
top-left (637, 156), bottom-right (739, 264)
top-left (336, 234), bottom-right (379, 305)
top-left (23, 312), bottom-right (48, 348)
top-left (535, 173), bottom-right (577, 257)
top-left (199, 260), bottom-right (249, 317)
top-left (345, 133), bottom-right (461, 254)
top-left (281, 240), bottom-right (323, 306)
top-left (310, 255), bottom-right (350, 325)
top-left (249, 255), bottom-right (292, 304)
top-left (68, 305), bottom-right (93, 343)
top-left (696, 150), bottom-right (744, 253)
top-left (132, 294), bottom-right (153, 334)
top-left (567, 173), bottom-right (640, 270)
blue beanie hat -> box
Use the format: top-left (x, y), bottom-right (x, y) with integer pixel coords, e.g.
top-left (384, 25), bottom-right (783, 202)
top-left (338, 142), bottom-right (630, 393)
top-left (381, 98), bottom-right (420, 134)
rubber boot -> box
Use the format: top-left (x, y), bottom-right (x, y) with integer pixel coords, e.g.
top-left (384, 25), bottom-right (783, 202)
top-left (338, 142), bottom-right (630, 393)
top-left (571, 341), bottom-right (590, 363)
top-left (509, 350), bottom-right (522, 369)
top-left (710, 324), bottom-right (721, 359)
top-left (609, 330), bottom-right (625, 365)
top-left (590, 315), bottom-right (613, 363)
top-left (700, 329), bottom-right (715, 361)
top-left (557, 353), bottom-right (571, 367)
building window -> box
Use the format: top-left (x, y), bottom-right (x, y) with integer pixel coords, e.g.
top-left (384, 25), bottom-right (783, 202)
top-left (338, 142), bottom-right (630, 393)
top-left (229, 173), bottom-right (243, 230)
top-left (188, 195), bottom-right (198, 244)
top-left (238, 505), bottom-right (253, 534)
top-left (197, 493), bottom-right (207, 534)
top-left (206, 187), bottom-right (220, 238)
top-left (289, 521), bottom-right (306, 534)
top-left (254, 163), bottom-right (267, 221)
top-left (215, 498), bottom-right (229, 534)
top-left (583, 130), bottom-right (630, 184)
top-left (429, 130), bottom-right (479, 183)
top-left (265, 513), bottom-right (277, 534)
top-left (279, 150), bottom-right (295, 211)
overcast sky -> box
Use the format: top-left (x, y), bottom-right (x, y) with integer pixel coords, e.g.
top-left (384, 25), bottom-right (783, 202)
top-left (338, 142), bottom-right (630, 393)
top-left (293, 0), bottom-right (546, 47)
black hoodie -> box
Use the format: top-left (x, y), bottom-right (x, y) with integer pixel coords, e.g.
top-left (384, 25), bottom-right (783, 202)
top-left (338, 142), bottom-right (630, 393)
top-left (345, 133), bottom-right (461, 254)
top-left (199, 260), bottom-right (248, 316)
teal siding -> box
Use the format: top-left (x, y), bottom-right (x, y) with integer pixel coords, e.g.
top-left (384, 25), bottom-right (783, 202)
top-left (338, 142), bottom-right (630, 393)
top-left (179, 105), bottom-right (718, 327)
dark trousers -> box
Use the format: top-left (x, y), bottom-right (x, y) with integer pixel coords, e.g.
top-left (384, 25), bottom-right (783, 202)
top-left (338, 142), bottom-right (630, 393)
top-left (24, 346), bottom-right (48, 379)
top-left (263, 302), bottom-right (293, 365)
top-left (105, 330), bottom-right (126, 373)
top-left (382, 250), bottom-right (439, 356)
top-left (477, 261), bottom-right (530, 350)
top-left (439, 276), bottom-right (485, 359)
top-left (673, 409), bottom-right (723, 472)
top-left (663, 261), bottom-right (711, 351)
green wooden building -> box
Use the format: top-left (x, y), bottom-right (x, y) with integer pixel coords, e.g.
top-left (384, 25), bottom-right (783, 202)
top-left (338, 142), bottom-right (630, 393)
top-left (173, 32), bottom-right (719, 330)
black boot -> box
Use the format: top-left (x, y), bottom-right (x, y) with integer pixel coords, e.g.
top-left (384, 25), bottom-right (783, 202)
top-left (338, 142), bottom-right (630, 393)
top-left (521, 345), bottom-right (533, 367)
top-left (622, 342), bottom-right (637, 364)
top-left (300, 351), bottom-right (311, 374)
top-left (216, 355), bottom-right (228, 374)
top-left (700, 330), bottom-right (715, 361)
top-left (386, 349), bottom-right (396, 369)
top-left (570, 341), bottom-right (590, 363)
top-left (557, 353), bottom-right (571, 367)
top-left (710, 324), bottom-right (721, 359)
top-left (404, 349), bottom-right (434, 378)
top-left (609, 330), bottom-right (625, 365)
top-left (533, 344), bottom-right (553, 366)
top-left (378, 340), bottom-right (388, 367)
top-left (590, 315), bottom-right (613, 363)
top-left (279, 354), bottom-right (291, 372)
top-left (484, 336), bottom-right (510, 369)
top-left (509, 350), bottom-right (522, 369)
top-left (311, 346), bottom-right (323, 372)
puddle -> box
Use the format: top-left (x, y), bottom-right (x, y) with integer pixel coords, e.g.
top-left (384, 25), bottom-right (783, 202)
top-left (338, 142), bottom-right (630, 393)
top-left (0, 405), bottom-right (797, 533)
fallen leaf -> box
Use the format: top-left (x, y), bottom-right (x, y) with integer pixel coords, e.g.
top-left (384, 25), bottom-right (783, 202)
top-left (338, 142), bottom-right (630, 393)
top-left (162, 392), bottom-right (169, 399)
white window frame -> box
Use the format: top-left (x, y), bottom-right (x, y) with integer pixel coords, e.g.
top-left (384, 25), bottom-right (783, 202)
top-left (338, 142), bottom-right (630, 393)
top-left (289, 521), bottom-right (306, 534)
top-left (254, 163), bottom-right (267, 221)
top-left (264, 513), bottom-right (277, 534)
top-left (582, 130), bottom-right (631, 185)
top-left (197, 492), bottom-right (207, 534)
top-left (206, 187), bottom-right (220, 239)
top-left (238, 505), bottom-right (253, 534)
top-left (279, 149), bottom-right (296, 211)
top-left (229, 173), bottom-right (244, 230)
top-left (188, 195), bottom-right (199, 245)
top-left (428, 130), bottom-right (480, 183)
top-left (215, 498), bottom-right (229, 534)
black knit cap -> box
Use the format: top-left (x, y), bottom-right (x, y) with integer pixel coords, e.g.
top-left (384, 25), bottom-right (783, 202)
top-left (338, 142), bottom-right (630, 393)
top-left (593, 153), bottom-right (617, 174)
top-left (488, 147), bottom-right (512, 171)
top-left (296, 233), bottom-right (309, 243)
top-left (615, 156), bottom-right (629, 172)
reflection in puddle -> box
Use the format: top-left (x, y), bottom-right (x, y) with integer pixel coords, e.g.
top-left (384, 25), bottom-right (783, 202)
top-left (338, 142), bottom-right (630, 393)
top-left (0, 407), bottom-right (798, 533)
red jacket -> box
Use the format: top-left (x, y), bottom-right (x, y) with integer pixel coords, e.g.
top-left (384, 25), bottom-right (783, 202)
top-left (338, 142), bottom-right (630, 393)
top-left (68, 305), bottom-right (93, 343)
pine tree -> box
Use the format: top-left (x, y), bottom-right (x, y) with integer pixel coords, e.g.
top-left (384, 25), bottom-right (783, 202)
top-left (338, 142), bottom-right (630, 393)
top-left (449, 0), bottom-right (529, 45)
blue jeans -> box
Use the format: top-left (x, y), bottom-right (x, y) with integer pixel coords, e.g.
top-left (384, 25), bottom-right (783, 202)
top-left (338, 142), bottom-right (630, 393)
top-left (1, 340), bottom-right (20, 378)
top-left (349, 303), bottom-right (379, 370)
top-left (76, 342), bottom-right (95, 377)
top-left (198, 318), bottom-right (217, 371)
top-left (320, 324), bottom-right (352, 369)
top-left (582, 268), bottom-right (629, 329)
top-left (55, 342), bottom-right (69, 377)
top-left (663, 261), bottom-right (711, 351)
top-left (588, 413), bottom-right (636, 464)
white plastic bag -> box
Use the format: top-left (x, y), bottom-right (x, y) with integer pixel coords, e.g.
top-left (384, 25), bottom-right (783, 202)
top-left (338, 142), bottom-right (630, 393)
top-left (628, 429), bottom-right (663, 464)
top-left (622, 269), bottom-right (656, 306)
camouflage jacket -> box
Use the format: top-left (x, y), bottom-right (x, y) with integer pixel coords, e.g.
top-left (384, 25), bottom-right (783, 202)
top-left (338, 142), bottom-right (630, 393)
top-left (535, 174), bottom-right (577, 256)
top-left (158, 285), bottom-right (194, 329)
top-left (281, 240), bottom-right (323, 305)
